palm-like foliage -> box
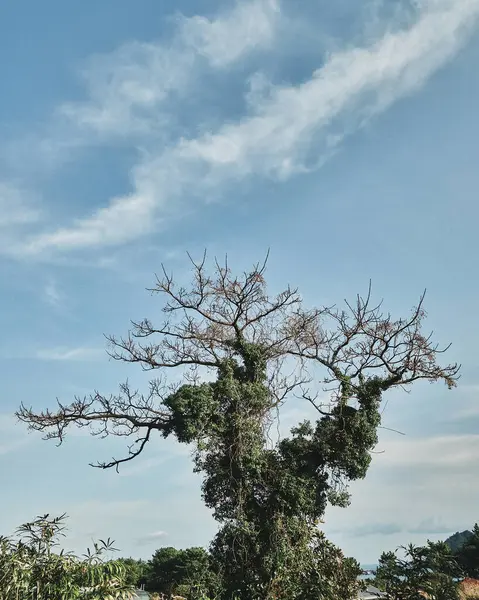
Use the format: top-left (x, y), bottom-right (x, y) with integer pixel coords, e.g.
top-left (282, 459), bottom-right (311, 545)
top-left (0, 514), bottom-right (135, 600)
top-left (376, 541), bottom-right (463, 600)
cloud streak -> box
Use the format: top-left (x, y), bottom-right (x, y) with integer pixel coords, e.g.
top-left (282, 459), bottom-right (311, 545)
top-left (10, 0), bottom-right (479, 256)
top-left (0, 414), bottom-right (32, 456)
top-left (57, 0), bottom-right (279, 140)
top-left (43, 279), bottom-right (64, 308)
top-left (323, 432), bottom-right (479, 560)
top-left (373, 433), bottom-right (479, 469)
top-left (34, 346), bottom-right (104, 361)
top-left (330, 518), bottom-right (455, 538)
top-left (135, 530), bottom-right (168, 546)
top-left (0, 182), bottom-right (41, 228)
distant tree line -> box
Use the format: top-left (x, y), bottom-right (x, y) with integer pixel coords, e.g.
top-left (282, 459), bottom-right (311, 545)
top-left (116, 546), bottom-right (216, 598)
top-left (113, 523), bottom-right (479, 599)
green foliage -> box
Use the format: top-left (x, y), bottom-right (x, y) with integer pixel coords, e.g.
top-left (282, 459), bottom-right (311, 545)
top-left (145, 546), bottom-right (215, 598)
top-left (376, 541), bottom-right (462, 600)
top-left (455, 524), bottom-right (479, 579)
top-left (176, 357), bottom-right (380, 599)
top-left (0, 514), bottom-right (135, 600)
top-left (162, 384), bottom-right (219, 444)
top-left (116, 557), bottom-right (148, 587)
top-left (445, 530), bottom-right (474, 554)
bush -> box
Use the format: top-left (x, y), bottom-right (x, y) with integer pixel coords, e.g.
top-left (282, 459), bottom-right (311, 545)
top-left (0, 513), bottom-right (135, 599)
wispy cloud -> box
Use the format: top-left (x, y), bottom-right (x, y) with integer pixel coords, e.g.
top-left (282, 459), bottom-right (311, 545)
top-left (0, 182), bottom-right (41, 228)
top-left (135, 530), bottom-right (168, 546)
top-left (451, 384), bottom-right (479, 420)
top-left (71, 499), bottom-right (152, 517)
top-left (349, 522), bottom-right (404, 537)
top-left (117, 446), bottom-right (191, 478)
top-left (330, 518), bottom-right (454, 538)
top-left (0, 438), bottom-right (30, 457)
top-left (323, 432), bottom-right (479, 560)
top-left (0, 414), bottom-right (32, 456)
top-left (43, 279), bottom-right (64, 308)
top-left (0, 0), bottom-right (280, 200)
top-left (34, 346), bottom-right (104, 361)
top-left (373, 433), bottom-right (479, 468)
top-left (179, 0), bottom-right (279, 68)
top-left (55, 0), bottom-right (279, 141)
top-left (408, 517), bottom-right (454, 535)
top-left (14, 0), bottom-right (479, 257)
top-left (180, 0), bottom-right (479, 174)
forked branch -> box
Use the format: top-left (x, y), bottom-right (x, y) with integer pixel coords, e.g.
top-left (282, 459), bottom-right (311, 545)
top-left (16, 253), bottom-right (459, 470)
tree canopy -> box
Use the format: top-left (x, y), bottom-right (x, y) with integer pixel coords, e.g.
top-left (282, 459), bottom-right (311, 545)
top-left (445, 530), bottom-right (474, 554)
top-left (115, 557), bottom-right (148, 588)
top-left (18, 255), bottom-right (459, 599)
top-left (454, 523), bottom-right (479, 579)
top-left (144, 546), bottom-right (215, 597)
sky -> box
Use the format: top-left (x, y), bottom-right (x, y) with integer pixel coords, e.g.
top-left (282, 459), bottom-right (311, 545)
top-left (0, 0), bottom-right (478, 566)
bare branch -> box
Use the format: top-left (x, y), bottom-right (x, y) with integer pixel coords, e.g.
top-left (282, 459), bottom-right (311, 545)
top-left (288, 286), bottom-right (459, 396)
top-left (17, 253), bottom-right (459, 472)
top-left (16, 379), bottom-right (173, 470)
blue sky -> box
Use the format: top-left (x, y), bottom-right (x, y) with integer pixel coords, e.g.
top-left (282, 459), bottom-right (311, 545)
top-left (1, 0), bottom-right (479, 565)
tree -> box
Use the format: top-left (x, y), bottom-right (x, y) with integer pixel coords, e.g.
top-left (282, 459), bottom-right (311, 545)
top-left (375, 541), bottom-right (462, 600)
top-left (455, 523), bottom-right (479, 579)
top-left (17, 254), bottom-right (459, 599)
top-left (145, 546), bottom-right (216, 598)
top-left (445, 530), bottom-right (473, 554)
top-left (116, 557), bottom-right (148, 587)
top-left (0, 513), bottom-right (134, 599)
top-left (146, 547), bottom-right (181, 596)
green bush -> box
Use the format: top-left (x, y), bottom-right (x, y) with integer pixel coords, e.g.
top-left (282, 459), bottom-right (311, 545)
top-left (0, 513), bottom-right (135, 600)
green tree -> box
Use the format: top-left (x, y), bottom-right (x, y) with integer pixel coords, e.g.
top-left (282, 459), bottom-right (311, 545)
top-left (445, 530), bottom-right (473, 554)
top-left (145, 546), bottom-right (215, 598)
top-left (376, 541), bottom-right (462, 600)
top-left (455, 523), bottom-right (479, 579)
top-left (0, 513), bottom-right (134, 599)
top-left (18, 255), bottom-right (459, 599)
top-left (116, 557), bottom-right (148, 587)
top-left (146, 547), bottom-right (182, 595)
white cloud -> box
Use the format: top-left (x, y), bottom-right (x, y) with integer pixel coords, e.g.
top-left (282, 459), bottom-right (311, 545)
top-left (324, 432), bottom-right (479, 562)
top-left (18, 0), bottom-right (479, 256)
top-left (135, 530), bottom-right (168, 546)
top-left (25, 191), bottom-right (158, 251)
top-left (0, 0), bottom-right (279, 190)
top-left (178, 0), bottom-right (479, 178)
top-left (58, 43), bottom-right (191, 139)
top-left (0, 438), bottom-right (29, 456)
top-left (0, 414), bottom-right (32, 456)
top-left (57, 0), bottom-right (279, 139)
top-left (34, 346), bottom-right (104, 361)
top-left (373, 433), bottom-right (479, 468)
top-left (409, 517), bottom-right (455, 535)
top-left (179, 0), bottom-right (279, 68)
top-left (451, 384), bottom-right (479, 419)
top-left (44, 493), bottom-right (214, 559)
top-left (0, 182), bottom-right (41, 228)
top-left (70, 499), bottom-right (152, 520)
top-left (118, 446), bottom-right (191, 478)
top-left (43, 279), bottom-right (64, 307)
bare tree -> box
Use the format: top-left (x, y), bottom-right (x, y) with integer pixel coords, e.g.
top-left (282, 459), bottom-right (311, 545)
top-left (17, 253), bottom-right (459, 472)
